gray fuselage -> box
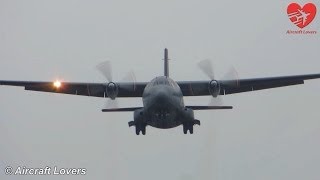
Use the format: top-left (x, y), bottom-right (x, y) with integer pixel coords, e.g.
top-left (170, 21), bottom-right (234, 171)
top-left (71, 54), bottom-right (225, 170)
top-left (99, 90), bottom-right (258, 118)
top-left (141, 76), bottom-right (191, 129)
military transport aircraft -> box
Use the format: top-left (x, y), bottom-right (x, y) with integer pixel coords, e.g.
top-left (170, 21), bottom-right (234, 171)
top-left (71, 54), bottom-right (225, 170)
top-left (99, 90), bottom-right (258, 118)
top-left (1, 49), bottom-right (320, 135)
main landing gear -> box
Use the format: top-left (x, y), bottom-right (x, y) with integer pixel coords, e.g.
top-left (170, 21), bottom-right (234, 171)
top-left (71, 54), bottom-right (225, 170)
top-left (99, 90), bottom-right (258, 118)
top-left (183, 120), bottom-right (200, 134)
top-left (129, 121), bottom-right (147, 135)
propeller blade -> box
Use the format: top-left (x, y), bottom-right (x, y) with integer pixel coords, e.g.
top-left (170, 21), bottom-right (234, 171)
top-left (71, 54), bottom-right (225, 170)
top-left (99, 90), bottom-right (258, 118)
top-left (96, 61), bottom-right (113, 82)
top-left (120, 71), bottom-right (137, 91)
top-left (105, 99), bottom-right (119, 109)
top-left (221, 66), bottom-right (239, 87)
top-left (198, 59), bottom-right (215, 80)
top-left (209, 96), bottom-right (223, 106)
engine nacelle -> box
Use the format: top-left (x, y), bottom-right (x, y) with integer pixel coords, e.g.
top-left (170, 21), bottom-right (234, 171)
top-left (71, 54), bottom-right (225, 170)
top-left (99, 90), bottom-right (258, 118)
top-left (106, 82), bottom-right (118, 100)
top-left (208, 80), bottom-right (220, 97)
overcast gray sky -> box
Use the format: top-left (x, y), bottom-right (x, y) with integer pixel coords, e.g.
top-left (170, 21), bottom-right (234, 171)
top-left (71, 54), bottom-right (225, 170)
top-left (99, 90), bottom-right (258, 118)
top-left (0, 0), bottom-right (320, 180)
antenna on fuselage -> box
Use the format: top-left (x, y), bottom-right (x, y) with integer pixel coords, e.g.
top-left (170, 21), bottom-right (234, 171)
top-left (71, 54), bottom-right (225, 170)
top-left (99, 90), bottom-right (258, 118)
top-left (164, 48), bottom-right (169, 77)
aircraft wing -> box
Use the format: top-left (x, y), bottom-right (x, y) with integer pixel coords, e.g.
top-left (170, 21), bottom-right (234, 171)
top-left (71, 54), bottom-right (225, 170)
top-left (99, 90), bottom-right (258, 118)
top-left (177, 73), bottom-right (320, 96)
top-left (0, 80), bottom-right (147, 98)
top-left (2, 73), bottom-right (320, 98)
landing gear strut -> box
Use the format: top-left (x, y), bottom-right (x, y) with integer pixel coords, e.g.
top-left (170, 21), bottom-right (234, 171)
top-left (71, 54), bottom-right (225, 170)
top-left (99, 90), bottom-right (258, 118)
top-left (183, 124), bottom-right (193, 134)
top-left (129, 121), bottom-right (146, 135)
top-left (183, 120), bottom-right (200, 134)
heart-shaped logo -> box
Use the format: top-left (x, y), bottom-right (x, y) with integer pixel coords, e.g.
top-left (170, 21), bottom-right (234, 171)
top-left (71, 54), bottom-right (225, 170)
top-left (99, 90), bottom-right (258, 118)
top-left (287, 3), bottom-right (317, 28)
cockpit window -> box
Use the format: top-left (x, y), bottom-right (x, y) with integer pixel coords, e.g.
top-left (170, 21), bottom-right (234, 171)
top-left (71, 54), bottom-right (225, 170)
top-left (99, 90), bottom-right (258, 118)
top-left (151, 77), bottom-right (167, 86)
top-left (168, 79), bottom-right (176, 88)
top-left (147, 77), bottom-right (178, 88)
top-left (158, 78), bottom-right (168, 85)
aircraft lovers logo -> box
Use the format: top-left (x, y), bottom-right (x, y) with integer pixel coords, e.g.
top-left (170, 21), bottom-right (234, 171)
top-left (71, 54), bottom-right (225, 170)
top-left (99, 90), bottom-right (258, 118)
top-left (286, 2), bottom-right (317, 34)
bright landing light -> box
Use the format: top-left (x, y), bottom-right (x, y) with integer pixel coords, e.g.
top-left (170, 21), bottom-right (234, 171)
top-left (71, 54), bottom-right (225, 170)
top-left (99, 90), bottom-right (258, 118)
top-left (53, 80), bottom-right (62, 88)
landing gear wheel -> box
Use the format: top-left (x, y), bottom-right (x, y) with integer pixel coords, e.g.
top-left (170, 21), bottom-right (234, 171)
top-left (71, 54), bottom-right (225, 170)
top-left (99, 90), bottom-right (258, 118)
top-left (183, 125), bottom-right (188, 134)
top-left (183, 123), bottom-right (194, 134)
top-left (189, 126), bottom-right (193, 134)
top-left (135, 123), bottom-right (146, 135)
top-left (141, 126), bottom-right (146, 135)
top-left (135, 127), bottom-right (140, 135)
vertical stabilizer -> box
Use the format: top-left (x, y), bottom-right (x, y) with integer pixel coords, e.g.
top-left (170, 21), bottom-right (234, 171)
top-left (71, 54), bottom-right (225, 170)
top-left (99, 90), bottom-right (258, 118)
top-left (164, 48), bottom-right (169, 77)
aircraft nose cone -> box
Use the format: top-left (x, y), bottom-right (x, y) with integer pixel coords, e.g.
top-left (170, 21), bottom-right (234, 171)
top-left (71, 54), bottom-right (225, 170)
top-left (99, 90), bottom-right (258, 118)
top-left (154, 87), bottom-right (171, 103)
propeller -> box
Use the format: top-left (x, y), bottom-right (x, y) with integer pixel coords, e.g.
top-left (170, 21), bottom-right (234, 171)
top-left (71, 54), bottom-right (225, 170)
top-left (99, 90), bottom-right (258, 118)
top-left (220, 65), bottom-right (239, 88)
top-left (197, 59), bottom-right (239, 106)
top-left (121, 70), bottom-right (137, 91)
top-left (105, 98), bottom-right (119, 109)
top-left (96, 61), bottom-right (136, 108)
top-left (96, 61), bottom-right (113, 82)
top-left (197, 59), bottom-right (215, 80)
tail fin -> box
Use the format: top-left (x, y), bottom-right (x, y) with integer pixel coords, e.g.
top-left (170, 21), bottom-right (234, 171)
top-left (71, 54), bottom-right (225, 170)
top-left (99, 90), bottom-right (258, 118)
top-left (164, 48), bottom-right (169, 77)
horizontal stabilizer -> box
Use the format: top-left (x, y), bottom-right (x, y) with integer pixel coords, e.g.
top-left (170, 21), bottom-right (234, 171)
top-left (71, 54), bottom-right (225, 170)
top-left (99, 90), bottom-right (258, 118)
top-left (186, 105), bottom-right (233, 110)
top-left (102, 107), bottom-right (142, 112)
